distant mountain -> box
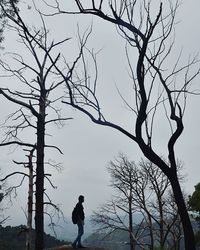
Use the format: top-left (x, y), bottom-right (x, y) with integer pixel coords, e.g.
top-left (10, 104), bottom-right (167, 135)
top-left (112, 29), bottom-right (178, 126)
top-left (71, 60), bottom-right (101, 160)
top-left (84, 230), bottom-right (130, 250)
top-left (83, 223), bottom-right (185, 250)
top-left (47, 213), bottom-right (144, 242)
top-left (0, 225), bottom-right (69, 250)
top-left (44, 217), bottom-right (95, 242)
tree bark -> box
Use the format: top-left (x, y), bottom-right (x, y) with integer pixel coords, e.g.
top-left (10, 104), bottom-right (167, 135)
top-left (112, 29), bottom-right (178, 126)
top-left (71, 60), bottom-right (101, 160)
top-left (35, 99), bottom-right (45, 250)
top-left (139, 144), bottom-right (195, 249)
top-left (159, 197), bottom-right (164, 248)
top-left (170, 173), bottom-right (195, 250)
top-left (26, 149), bottom-right (34, 250)
top-left (128, 198), bottom-right (134, 250)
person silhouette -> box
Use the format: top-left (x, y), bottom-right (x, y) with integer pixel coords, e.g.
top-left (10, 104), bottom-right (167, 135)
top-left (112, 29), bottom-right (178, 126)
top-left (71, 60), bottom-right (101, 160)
top-left (72, 195), bottom-right (85, 248)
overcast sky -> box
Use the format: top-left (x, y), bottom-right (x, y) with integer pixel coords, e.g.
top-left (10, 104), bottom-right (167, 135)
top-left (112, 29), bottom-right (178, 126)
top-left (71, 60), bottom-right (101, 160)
top-left (1, 0), bottom-right (200, 237)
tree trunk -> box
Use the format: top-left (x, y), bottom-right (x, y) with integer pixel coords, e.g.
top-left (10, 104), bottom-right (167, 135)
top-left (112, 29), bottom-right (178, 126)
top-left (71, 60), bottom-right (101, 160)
top-left (35, 115), bottom-right (45, 250)
top-left (129, 198), bottom-right (134, 250)
top-left (158, 198), bottom-right (164, 248)
top-left (26, 150), bottom-right (34, 250)
top-left (170, 174), bottom-right (195, 250)
top-left (147, 213), bottom-right (154, 250)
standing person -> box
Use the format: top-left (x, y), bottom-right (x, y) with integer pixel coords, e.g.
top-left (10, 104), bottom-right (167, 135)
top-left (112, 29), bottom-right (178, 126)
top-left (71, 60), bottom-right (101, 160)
top-left (72, 195), bottom-right (85, 248)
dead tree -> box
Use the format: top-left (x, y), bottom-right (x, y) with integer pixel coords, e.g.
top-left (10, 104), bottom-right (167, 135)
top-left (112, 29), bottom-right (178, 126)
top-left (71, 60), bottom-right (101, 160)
top-left (106, 154), bottom-right (142, 250)
top-left (106, 154), bottom-right (138, 250)
top-left (92, 154), bottom-right (183, 249)
top-left (0, 147), bottom-right (35, 250)
top-left (0, 174), bottom-right (9, 225)
top-left (0, 2), bottom-right (72, 250)
top-left (27, 148), bottom-right (34, 250)
top-left (0, 0), bottom-right (18, 42)
top-left (139, 160), bottom-right (183, 249)
top-left (1, 146), bottom-right (63, 250)
top-left (13, 148), bottom-right (36, 250)
top-left (47, 1), bottom-right (200, 248)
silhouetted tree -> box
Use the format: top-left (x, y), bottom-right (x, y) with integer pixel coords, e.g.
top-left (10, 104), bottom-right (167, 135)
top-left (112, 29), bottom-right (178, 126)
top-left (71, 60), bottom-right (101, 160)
top-left (48, 1), bottom-right (200, 248)
top-left (139, 159), bottom-right (184, 249)
top-left (1, 147), bottom-right (36, 250)
top-left (92, 154), bottom-right (183, 249)
top-left (0, 180), bottom-right (7, 226)
top-left (0, 0), bottom-right (19, 43)
top-left (0, 2), bottom-right (73, 250)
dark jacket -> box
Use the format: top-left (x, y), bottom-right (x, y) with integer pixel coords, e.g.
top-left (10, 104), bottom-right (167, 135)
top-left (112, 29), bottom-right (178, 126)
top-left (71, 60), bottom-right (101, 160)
top-left (75, 202), bottom-right (85, 221)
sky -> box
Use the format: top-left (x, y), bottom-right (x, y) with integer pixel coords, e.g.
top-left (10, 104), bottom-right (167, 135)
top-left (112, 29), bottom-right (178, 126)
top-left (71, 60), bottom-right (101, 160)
top-left (0, 0), bottom-right (200, 239)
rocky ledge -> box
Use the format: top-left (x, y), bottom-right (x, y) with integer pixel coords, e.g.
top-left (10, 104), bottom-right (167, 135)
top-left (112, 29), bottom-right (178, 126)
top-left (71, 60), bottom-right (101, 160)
top-left (44, 245), bottom-right (108, 250)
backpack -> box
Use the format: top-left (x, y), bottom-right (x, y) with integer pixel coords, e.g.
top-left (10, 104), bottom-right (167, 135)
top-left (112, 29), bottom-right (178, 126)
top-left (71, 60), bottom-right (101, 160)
top-left (72, 206), bottom-right (78, 224)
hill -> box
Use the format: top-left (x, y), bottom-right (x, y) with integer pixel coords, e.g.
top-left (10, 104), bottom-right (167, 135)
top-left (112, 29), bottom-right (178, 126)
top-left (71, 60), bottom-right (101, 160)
top-left (84, 230), bottom-right (130, 250)
top-left (45, 218), bottom-right (94, 242)
top-left (0, 225), bottom-right (69, 250)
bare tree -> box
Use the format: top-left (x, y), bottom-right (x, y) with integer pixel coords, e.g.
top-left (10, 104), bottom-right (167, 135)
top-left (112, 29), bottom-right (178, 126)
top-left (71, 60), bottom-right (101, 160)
top-left (105, 154), bottom-right (139, 250)
top-left (1, 147), bottom-right (36, 250)
top-left (0, 0), bottom-right (19, 42)
top-left (46, 1), bottom-right (200, 248)
top-left (26, 148), bottom-right (35, 250)
top-left (139, 160), bottom-right (184, 249)
top-left (1, 146), bottom-right (65, 250)
top-left (0, 173), bottom-right (9, 226)
top-left (92, 154), bottom-right (183, 250)
top-left (0, 2), bottom-right (74, 250)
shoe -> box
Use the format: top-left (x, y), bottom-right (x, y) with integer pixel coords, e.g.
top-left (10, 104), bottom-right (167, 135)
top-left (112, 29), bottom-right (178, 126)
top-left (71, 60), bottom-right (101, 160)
top-left (72, 243), bottom-right (76, 248)
top-left (77, 245), bottom-right (86, 248)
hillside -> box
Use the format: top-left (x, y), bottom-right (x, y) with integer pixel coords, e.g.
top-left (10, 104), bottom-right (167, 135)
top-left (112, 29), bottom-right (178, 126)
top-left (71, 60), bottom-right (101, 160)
top-left (0, 225), bottom-right (69, 250)
top-left (84, 230), bottom-right (130, 250)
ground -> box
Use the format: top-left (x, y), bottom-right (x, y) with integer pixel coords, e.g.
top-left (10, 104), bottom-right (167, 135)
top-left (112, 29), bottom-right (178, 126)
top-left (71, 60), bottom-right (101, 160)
top-left (44, 245), bottom-right (108, 250)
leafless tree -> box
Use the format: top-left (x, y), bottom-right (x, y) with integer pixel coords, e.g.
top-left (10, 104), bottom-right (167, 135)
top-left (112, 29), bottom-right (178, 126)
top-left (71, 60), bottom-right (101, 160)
top-left (45, 1), bottom-right (200, 248)
top-left (1, 147), bottom-right (36, 250)
top-left (0, 144), bottom-right (64, 250)
top-left (103, 154), bottom-right (140, 250)
top-left (139, 160), bottom-right (183, 249)
top-left (0, 174), bottom-right (9, 226)
top-left (92, 154), bottom-right (183, 249)
top-left (26, 148), bottom-right (35, 250)
top-left (0, 2), bottom-right (74, 250)
top-left (0, 0), bottom-right (19, 42)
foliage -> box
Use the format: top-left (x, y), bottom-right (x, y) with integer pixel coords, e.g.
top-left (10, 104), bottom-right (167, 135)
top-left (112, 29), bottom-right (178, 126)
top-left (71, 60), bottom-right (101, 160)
top-left (188, 183), bottom-right (200, 245)
top-left (0, 225), bottom-right (69, 250)
top-left (189, 183), bottom-right (200, 216)
top-left (188, 183), bottom-right (200, 227)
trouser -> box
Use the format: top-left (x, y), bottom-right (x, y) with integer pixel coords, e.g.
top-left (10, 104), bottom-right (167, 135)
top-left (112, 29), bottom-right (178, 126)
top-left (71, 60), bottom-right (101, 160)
top-left (73, 221), bottom-right (84, 246)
